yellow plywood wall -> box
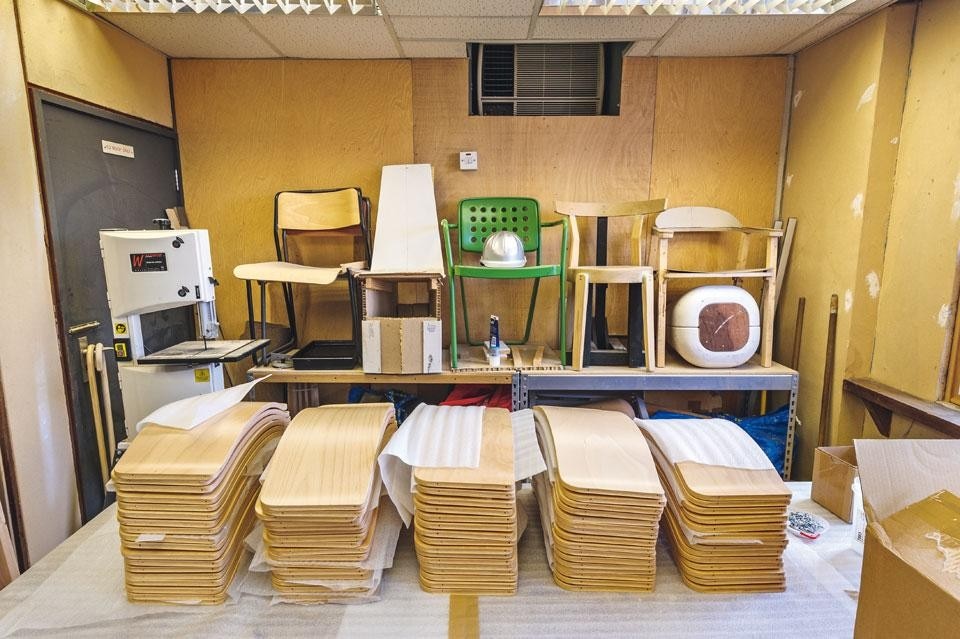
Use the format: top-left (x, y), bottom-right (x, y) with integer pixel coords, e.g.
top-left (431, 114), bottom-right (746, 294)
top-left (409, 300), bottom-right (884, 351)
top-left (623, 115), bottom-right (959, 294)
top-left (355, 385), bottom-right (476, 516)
top-left (172, 60), bottom-right (415, 342)
top-left (774, 6), bottom-right (915, 477)
top-left (16, 0), bottom-right (172, 126)
top-left (412, 57), bottom-right (786, 347)
top-left (0, 0), bottom-right (79, 564)
top-left (412, 57), bottom-right (658, 346)
top-left (870, 0), bottom-right (960, 405)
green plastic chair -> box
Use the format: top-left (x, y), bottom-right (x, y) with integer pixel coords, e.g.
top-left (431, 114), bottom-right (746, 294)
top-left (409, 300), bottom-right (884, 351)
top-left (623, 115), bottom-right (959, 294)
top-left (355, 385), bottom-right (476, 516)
top-left (441, 197), bottom-right (568, 368)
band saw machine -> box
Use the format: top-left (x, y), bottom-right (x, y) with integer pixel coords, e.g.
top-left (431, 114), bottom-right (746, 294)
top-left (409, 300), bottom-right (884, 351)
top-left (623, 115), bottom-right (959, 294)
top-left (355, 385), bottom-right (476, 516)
top-left (99, 227), bottom-right (268, 434)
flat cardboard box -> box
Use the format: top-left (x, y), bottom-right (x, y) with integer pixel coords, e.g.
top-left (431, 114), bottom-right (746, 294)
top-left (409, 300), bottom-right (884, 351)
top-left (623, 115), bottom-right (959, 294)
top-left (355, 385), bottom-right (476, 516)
top-left (853, 439), bottom-right (960, 639)
top-left (811, 446), bottom-right (858, 523)
top-left (362, 318), bottom-right (441, 375)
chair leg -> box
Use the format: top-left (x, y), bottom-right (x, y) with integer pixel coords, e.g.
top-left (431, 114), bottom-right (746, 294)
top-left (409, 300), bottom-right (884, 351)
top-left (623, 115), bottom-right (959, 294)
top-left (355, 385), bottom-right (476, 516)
top-left (761, 276), bottom-right (776, 367)
top-left (449, 275), bottom-right (459, 369)
top-left (657, 270), bottom-right (667, 368)
top-left (572, 273), bottom-right (589, 371)
top-left (558, 274), bottom-right (567, 367)
top-left (642, 272), bottom-right (656, 372)
top-left (627, 282), bottom-right (643, 368)
top-left (522, 278), bottom-right (542, 345)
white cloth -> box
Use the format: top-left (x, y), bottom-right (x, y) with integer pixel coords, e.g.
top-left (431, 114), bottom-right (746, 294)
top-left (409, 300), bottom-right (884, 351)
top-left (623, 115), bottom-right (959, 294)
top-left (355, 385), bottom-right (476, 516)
top-left (135, 377), bottom-right (267, 433)
top-left (636, 418), bottom-right (773, 471)
top-left (511, 409), bottom-right (547, 481)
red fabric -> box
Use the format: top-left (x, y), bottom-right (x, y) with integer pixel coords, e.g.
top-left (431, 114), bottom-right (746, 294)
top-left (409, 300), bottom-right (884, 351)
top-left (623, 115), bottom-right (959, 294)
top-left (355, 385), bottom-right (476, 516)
top-left (440, 384), bottom-right (513, 410)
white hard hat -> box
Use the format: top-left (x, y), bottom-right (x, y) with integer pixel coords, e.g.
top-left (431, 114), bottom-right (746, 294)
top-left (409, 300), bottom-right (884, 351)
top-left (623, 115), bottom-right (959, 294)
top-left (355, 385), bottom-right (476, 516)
top-left (480, 231), bottom-right (527, 268)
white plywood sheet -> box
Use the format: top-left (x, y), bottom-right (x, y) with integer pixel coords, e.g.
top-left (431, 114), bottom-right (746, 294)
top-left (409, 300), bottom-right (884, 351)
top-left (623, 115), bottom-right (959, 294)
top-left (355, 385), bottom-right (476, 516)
top-left (381, 0), bottom-right (538, 17)
top-left (102, 13), bottom-right (279, 58)
top-left (400, 40), bottom-right (468, 58)
top-left (390, 16), bottom-right (529, 40)
top-left (654, 15), bottom-right (827, 57)
top-left (776, 12), bottom-right (862, 53)
top-left (533, 16), bottom-right (677, 41)
top-left (369, 164), bottom-right (444, 274)
top-left (250, 16), bottom-right (400, 58)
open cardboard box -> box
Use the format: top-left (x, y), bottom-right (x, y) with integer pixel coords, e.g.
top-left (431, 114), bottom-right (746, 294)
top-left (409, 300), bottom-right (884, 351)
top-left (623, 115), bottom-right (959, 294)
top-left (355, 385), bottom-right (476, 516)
top-left (812, 446), bottom-right (858, 523)
top-left (853, 439), bottom-right (960, 638)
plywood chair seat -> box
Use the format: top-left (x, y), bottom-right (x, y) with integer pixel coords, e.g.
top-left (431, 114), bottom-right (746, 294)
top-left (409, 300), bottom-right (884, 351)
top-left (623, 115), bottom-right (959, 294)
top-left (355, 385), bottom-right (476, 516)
top-left (532, 406), bottom-right (666, 592)
top-left (233, 261), bottom-right (343, 286)
top-left (567, 264), bottom-right (653, 284)
top-left (411, 407), bottom-right (519, 594)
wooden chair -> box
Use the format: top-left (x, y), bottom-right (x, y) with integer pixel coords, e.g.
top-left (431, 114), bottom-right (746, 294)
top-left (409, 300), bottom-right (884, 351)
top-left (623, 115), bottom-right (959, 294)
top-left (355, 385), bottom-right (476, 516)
top-left (233, 188), bottom-right (371, 364)
top-left (441, 197), bottom-right (568, 369)
top-left (555, 199), bottom-right (666, 371)
top-left (653, 206), bottom-right (782, 368)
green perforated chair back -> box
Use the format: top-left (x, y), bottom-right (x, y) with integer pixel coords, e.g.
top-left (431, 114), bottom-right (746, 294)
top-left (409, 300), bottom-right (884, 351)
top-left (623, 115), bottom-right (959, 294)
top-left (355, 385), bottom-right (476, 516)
top-left (458, 197), bottom-right (540, 253)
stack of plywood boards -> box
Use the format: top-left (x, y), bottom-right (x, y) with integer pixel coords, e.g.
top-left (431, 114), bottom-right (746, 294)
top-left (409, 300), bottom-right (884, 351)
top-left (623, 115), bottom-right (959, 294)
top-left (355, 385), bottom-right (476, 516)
top-left (532, 406), bottom-right (665, 592)
top-left (257, 403), bottom-right (397, 602)
top-left (112, 401), bottom-right (290, 604)
top-left (412, 407), bottom-right (518, 595)
top-left (637, 418), bottom-right (792, 593)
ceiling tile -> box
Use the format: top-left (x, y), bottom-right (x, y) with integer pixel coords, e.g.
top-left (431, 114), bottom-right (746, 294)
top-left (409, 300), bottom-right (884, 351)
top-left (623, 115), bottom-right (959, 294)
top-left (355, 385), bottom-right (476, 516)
top-left (532, 16), bottom-right (677, 40)
top-left (777, 12), bottom-right (863, 54)
top-left (381, 0), bottom-right (538, 17)
top-left (625, 40), bottom-right (659, 56)
top-left (654, 15), bottom-right (827, 57)
top-left (390, 16), bottom-right (530, 40)
top-left (101, 13), bottom-right (279, 58)
top-left (840, 0), bottom-right (897, 13)
top-left (249, 16), bottom-right (400, 58)
top-left (400, 40), bottom-right (468, 57)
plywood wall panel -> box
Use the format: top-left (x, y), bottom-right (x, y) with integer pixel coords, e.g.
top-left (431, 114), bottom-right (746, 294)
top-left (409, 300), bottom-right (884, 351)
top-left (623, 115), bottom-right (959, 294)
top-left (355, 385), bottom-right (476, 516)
top-left (16, 0), bottom-right (172, 126)
top-left (412, 57), bottom-right (658, 346)
top-left (773, 8), bottom-right (914, 477)
top-left (172, 59), bottom-right (415, 341)
top-left (649, 57), bottom-right (787, 279)
top-left (870, 0), bottom-right (960, 400)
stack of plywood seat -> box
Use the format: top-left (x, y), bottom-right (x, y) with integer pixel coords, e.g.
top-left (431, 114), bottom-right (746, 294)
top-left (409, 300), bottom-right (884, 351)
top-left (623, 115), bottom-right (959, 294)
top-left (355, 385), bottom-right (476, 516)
top-left (257, 403), bottom-right (396, 603)
top-left (413, 407), bottom-right (518, 595)
top-left (532, 406), bottom-right (665, 592)
top-left (637, 418), bottom-right (792, 593)
top-left (113, 401), bottom-right (289, 604)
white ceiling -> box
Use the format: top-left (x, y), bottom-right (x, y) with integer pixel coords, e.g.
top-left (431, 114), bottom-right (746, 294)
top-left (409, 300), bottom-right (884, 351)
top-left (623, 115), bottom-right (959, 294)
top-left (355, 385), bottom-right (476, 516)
top-left (99, 0), bottom-right (898, 59)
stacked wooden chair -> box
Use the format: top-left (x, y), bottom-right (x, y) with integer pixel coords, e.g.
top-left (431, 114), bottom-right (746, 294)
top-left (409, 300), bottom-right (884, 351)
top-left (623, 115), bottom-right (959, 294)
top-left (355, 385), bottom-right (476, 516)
top-left (413, 407), bottom-right (518, 595)
top-left (113, 402), bottom-right (289, 604)
top-left (637, 418), bottom-right (791, 592)
top-left (257, 403), bottom-right (396, 602)
top-left (532, 406), bottom-right (665, 592)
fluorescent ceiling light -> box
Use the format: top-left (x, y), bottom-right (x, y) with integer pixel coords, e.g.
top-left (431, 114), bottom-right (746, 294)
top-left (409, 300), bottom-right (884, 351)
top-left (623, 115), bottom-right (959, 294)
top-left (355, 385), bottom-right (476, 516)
top-left (82, 0), bottom-right (380, 15)
top-left (540, 0), bottom-right (861, 16)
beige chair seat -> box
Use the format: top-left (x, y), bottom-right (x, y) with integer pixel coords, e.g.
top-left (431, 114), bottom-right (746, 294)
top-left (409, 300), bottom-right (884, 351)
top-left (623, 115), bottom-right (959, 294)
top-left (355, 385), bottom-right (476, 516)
top-left (233, 262), bottom-right (343, 286)
top-left (567, 265), bottom-right (654, 284)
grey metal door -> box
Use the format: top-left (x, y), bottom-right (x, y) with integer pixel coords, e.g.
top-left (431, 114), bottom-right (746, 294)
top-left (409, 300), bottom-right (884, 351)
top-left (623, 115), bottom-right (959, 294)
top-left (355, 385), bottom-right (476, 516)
top-left (33, 92), bottom-right (193, 522)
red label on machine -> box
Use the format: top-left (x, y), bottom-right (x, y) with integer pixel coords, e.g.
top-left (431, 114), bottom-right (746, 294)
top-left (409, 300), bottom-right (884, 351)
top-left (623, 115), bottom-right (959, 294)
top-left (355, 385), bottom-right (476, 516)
top-left (129, 252), bottom-right (167, 272)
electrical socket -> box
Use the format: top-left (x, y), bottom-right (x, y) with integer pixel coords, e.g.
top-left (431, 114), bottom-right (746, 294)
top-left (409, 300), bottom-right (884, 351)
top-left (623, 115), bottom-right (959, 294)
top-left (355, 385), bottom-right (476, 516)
top-left (459, 151), bottom-right (478, 171)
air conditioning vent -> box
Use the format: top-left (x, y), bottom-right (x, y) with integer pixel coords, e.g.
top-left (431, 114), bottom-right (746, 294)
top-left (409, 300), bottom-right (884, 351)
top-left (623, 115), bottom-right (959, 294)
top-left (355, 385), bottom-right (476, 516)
top-left (475, 43), bottom-right (607, 116)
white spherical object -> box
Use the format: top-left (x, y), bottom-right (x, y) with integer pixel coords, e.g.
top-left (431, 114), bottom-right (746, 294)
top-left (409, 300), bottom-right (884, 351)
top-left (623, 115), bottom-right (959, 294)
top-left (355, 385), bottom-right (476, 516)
top-left (668, 285), bottom-right (760, 368)
top-left (480, 231), bottom-right (527, 268)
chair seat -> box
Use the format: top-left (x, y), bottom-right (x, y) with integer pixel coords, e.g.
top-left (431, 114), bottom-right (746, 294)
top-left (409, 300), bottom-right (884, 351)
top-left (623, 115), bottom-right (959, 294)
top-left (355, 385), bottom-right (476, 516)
top-left (568, 265), bottom-right (653, 284)
top-left (453, 264), bottom-right (562, 279)
top-left (233, 261), bottom-right (343, 285)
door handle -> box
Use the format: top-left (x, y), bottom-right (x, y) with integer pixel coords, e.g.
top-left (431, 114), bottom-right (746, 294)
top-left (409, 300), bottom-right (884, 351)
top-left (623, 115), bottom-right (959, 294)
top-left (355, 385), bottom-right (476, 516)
top-left (68, 320), bottom-right (101, 335)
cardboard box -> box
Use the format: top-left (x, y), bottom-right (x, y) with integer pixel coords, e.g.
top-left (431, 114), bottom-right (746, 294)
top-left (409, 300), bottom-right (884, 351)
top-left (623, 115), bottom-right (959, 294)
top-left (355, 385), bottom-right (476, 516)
top-left (362, 318), bottom-right (441, 374)
top-left (811, 446), bottom-right (858, 523)
top-left (357, 273), bottom-right (442, 321)
top-left (853, 439), bottom-right (960, 639)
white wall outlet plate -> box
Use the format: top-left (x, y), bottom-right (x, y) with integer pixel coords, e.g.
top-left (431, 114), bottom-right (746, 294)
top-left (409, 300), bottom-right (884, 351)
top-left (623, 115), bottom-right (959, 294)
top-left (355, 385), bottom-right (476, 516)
top-left (459, 151), bottom-right (478, 171)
